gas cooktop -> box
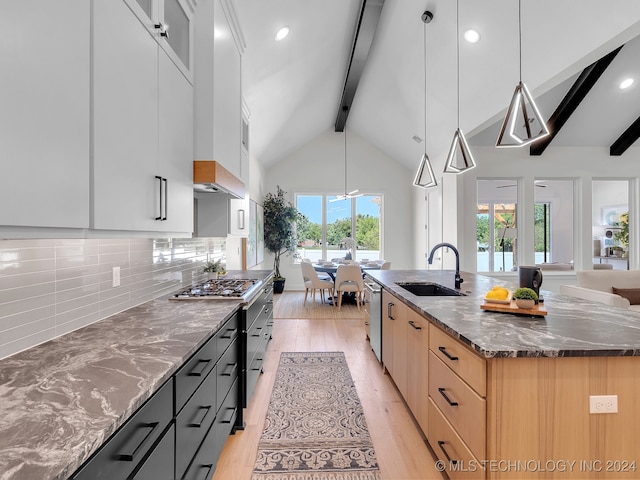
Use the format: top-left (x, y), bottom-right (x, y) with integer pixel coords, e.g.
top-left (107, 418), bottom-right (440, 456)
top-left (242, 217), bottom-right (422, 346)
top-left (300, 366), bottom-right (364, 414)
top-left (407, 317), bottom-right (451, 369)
top-left (170, 278), bottom-right (259, 300)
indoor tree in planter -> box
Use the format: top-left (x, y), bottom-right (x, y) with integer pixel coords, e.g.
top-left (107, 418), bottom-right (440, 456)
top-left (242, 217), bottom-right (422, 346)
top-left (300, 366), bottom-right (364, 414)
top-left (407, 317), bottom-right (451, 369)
top-left (263, 186), bottom-right (304, 293)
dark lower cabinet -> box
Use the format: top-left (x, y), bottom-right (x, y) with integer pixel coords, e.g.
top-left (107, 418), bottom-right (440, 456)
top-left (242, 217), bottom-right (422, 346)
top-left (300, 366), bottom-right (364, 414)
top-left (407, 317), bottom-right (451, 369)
top-left (130, 424), bottom-right (175, 480)
top-left (69, 312), bottom-right (241, 480)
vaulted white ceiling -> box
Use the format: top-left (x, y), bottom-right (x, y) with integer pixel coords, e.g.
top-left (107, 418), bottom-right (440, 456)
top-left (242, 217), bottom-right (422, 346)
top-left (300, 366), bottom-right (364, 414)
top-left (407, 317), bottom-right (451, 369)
top-left (234, 1), bottom-right (640, 170)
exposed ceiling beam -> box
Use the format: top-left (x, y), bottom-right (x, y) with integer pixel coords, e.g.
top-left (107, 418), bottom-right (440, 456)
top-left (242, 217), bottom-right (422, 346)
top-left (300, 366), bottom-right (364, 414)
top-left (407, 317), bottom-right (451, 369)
top-left (530, 45), bottom-right (623, 156)
top-left (335, 0), bottom-right (385, 132)
top-left (610, 115), bottom-right (640, 155)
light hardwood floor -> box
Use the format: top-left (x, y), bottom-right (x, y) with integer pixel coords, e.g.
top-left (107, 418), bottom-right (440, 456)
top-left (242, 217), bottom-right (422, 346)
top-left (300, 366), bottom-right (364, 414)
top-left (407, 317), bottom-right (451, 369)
top-left (212, 292), bottom-right (445, 480)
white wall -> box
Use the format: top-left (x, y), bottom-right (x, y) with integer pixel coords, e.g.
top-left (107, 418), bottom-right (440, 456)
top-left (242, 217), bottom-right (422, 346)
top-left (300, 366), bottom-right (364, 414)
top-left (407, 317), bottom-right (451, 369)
top-left (264, 129), bottom-right (414, 290)
top-left (449, 145), bottom-right (640, 289)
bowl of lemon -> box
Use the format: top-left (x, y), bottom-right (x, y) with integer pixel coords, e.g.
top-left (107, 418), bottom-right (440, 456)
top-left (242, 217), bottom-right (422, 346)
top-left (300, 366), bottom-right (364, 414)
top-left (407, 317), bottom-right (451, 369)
top-left (484, 286), bottom-right (511, 304)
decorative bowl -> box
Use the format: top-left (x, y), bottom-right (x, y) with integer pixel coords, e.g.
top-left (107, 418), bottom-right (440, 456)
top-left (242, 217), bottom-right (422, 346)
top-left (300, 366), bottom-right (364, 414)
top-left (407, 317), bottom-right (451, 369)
top-left (515, 299), bottom-right (535, 309)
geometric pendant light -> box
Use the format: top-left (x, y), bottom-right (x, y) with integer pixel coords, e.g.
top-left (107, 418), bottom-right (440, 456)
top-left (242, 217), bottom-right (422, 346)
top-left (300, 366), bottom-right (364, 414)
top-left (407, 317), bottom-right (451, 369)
top-left (414, 10), bottom-right (438, 188)
top-left (496, 0), bottom-right (549, 147)
top-left (444, 0), bottom-right (476, 174)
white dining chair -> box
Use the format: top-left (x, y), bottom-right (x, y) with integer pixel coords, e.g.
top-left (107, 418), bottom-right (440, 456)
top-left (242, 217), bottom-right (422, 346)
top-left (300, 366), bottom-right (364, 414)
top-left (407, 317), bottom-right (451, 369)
top-left (334, 264), bottom-right (364, 310)
top-left (379, 261), bottom-right (391, 270)
top-left (300, 261), bottom-right (334, 306)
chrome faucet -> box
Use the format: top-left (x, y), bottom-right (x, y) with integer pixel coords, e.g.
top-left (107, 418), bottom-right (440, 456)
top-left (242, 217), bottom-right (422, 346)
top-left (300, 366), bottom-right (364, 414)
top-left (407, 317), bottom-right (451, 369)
top-left (428, 242), bottom-right (463, 289)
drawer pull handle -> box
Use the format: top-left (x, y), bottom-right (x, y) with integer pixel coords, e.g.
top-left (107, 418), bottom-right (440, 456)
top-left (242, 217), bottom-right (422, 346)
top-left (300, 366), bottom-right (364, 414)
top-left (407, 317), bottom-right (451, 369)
top-left (188, 358), bottom-right (212, 376)
top-left (116, 422), bottom-right (158, 461)
top-left (438, 387), bottom-right (459, 407)
top-left (221, 407), bottom-right (237, 424)
top-left (251, 327), bottom-right (263, 337)
top-left (438, 346), bottom-right (458, 361)
top-left (408, 320), bottom-right (422, 330)
top-left (251, 357), bottom-right (264, 371)
top-left (221, 363), bottom-right (237, 377)
top-left (196, 464), bottom-right (214, 480)
top-left (220, 328), bottom-right (238, 339)
top-left (437, 440), bottom-right (459, 466)
top-left (387, 302), bottom-right (395, 320)
top-left (189, 405), bottom-right (212, 428)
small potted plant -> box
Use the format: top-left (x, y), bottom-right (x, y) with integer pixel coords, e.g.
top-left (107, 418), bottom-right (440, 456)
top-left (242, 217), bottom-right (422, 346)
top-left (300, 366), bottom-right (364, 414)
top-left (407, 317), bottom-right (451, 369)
top-left (512, 287), bottom-right (538, 309)
top-left (203, 259), bottom-right (226, 279)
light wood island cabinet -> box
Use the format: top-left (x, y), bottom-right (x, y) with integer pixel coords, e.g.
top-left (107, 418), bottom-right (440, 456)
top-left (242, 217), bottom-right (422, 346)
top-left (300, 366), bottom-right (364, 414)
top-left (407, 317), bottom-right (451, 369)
top-left (378, 281), bottom-right (640, 480)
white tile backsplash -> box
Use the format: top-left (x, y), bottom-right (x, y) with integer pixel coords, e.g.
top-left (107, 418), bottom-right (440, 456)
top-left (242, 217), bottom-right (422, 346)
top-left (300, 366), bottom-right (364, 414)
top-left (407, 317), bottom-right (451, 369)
top-left (0, 237), bottom-right (225, 359)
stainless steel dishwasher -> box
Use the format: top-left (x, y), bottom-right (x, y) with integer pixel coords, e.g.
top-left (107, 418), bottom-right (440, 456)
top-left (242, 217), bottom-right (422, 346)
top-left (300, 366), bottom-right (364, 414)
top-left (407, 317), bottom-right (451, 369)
top-left (364, 281), bottom-right (382, 362)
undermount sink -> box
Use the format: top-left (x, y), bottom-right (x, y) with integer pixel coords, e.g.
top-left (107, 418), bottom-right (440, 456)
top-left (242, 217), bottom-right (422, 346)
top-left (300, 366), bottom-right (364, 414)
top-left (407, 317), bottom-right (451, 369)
top-left (396, 282), bottom-right (466, 297)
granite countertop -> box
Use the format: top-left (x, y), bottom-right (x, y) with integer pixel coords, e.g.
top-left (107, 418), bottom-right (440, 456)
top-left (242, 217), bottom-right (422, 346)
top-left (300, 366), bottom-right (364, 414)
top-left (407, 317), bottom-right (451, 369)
top-left (365, 270), bottom-right (640, 359)
top-left (0, 270), bottom-right (273, 480)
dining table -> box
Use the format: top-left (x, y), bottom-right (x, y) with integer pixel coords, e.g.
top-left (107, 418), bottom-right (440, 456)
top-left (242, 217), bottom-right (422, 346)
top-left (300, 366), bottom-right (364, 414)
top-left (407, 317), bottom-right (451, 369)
top-left (312, 261), bottom-right (381, 281)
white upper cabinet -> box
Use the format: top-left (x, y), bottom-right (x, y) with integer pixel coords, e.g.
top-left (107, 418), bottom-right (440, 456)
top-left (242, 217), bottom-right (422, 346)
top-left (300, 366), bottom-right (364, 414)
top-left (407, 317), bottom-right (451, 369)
top-left (194, 0), bottom-right (244, 182)
top-left (92, 0), bottom-right (194, 233)
top-left (0, 1), bottom-right (90, 229)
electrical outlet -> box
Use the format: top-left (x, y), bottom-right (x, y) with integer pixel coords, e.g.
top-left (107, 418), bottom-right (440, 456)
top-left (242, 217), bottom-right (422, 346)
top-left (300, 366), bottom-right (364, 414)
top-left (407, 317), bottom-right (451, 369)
top-left (589, 395), bottom-right (618, 414)
top-left (112, 266), bottom-right (121, 288)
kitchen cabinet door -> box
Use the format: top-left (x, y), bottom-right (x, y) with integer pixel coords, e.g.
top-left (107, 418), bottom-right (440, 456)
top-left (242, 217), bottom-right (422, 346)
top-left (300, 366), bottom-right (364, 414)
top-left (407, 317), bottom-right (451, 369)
top-left (382, 290), bottom-right (395, 374)
top-left (0, 1), bottom-right (89, 229)
top-left (93, 0), bottom-right (159, 232)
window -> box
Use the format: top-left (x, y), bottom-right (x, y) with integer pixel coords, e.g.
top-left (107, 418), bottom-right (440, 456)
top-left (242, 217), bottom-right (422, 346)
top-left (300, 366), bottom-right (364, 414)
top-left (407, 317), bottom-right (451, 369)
top-left (296, 194), bottom-right (382, 262)
top-left (477, 180), bottom-right (518, 272)
top-left (534, 179), bottom-right (573, 266)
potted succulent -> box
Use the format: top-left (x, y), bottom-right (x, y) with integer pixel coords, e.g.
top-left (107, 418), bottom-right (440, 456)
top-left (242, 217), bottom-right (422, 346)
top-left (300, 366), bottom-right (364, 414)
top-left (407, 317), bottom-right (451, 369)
top-left (263, 186), bottom-right (304, 293)
top-left (203, 259), bottom-right (226, 279)
top-left (512, 287), bottom-right (538, 309)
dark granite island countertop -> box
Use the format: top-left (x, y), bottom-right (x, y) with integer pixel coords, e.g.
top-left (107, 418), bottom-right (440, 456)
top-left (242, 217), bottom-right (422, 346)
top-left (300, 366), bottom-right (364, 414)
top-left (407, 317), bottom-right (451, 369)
top-left (0, 270), bottom-right (273, 480)
top-left (365, 270), bottom-right (640, 358)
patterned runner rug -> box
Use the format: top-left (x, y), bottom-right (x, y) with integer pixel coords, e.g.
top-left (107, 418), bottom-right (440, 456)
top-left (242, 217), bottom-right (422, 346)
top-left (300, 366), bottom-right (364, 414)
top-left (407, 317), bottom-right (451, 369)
top-left (251, 352), bottom-right (382, 480)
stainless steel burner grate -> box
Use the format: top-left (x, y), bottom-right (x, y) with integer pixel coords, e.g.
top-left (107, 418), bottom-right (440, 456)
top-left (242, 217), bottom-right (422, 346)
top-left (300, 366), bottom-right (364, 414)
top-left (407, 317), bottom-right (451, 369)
top-left (171, 279), bottom-right (259, 300)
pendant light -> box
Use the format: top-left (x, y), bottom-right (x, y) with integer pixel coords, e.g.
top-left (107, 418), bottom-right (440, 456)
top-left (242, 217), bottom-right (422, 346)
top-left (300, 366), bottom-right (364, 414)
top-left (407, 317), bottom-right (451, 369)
top-left (330, 123), bottom-right (362, 202)
top-left (496, 0), bottom-right (549, 147)
top-left (413, 10), bottom-right (438, 189)
top-left (444, 0), bottom-right (476, 174)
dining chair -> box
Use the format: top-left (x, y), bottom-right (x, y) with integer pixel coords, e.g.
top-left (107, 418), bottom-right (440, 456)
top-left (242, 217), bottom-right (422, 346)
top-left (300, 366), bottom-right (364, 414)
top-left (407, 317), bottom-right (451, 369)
top-left (334, 264), bottom-right (364, 310)
top-left (380, 261), bottom-right (391, 270)
top-left (300, 261), bottom-right (334, 306)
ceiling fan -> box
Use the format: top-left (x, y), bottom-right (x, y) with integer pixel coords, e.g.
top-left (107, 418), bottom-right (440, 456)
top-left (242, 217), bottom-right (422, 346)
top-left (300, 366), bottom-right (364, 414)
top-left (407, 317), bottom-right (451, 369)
top-left (330, 127), bottom-right (363, 202)
top-left (496, 181), bottom-right (547, 189)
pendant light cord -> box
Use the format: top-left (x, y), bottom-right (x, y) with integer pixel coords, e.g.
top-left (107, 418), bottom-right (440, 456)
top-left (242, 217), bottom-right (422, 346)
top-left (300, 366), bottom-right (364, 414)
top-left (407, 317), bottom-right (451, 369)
top-left (518, 0), bottom-right (522, 82)
top-left (456, 0), bottom-right (460, 129)
top-left (424, 18), bottom-right (428, 153)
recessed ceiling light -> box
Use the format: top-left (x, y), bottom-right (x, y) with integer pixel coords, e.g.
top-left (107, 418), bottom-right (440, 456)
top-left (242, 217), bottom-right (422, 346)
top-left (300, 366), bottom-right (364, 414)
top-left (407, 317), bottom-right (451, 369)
top-left (275, 26), bottom-right (290, 41)
top-left (619, 78), bottom-right (634, 90)
top-left (464, 29), bottom-right (480, 43)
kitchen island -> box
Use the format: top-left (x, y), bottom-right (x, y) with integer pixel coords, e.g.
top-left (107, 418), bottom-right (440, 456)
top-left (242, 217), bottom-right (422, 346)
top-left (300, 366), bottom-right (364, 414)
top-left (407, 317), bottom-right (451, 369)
top-left (0, 270), bottom-right (272, 480)
top-left (366, 270), bottom-right (640, 479)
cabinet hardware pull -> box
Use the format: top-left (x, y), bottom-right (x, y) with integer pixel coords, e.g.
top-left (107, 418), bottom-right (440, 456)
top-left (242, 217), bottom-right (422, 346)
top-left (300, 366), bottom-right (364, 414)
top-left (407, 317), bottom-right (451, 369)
top-left (251, 357), bottom-right (263, 371)
top-left (116, 422), bottom-right (158, 461)
top-left (251, 327), bottom-right (263, 337)
top-left (221, 407), bottom-right (237, 424)
top-left (438, 387), bottom-right (459, 406)
top-left (162, 177), bottom-right (167, 220)
top-left (155, 176), bottom-right (163, 220)
top-left (238, 209), bottom-right (245, 229)
top-left (220, 328), bottom-right (238, 339)
top-left (437, 440), bottom-right (459, 465)
top-left (196, 464), bottom-right (214, 480)
top-left (388, 302), bottom-right (395, 320)
top-left (187, 358), bottom-right (212, 377)
top-left (221, 363), bottom-right (237, 377)
top-left (438, 346), bottom-right (458, 361)
top-left (409, 320), bottom-right (422, 330)
top-left (189, 405), bottom-right (212, 428)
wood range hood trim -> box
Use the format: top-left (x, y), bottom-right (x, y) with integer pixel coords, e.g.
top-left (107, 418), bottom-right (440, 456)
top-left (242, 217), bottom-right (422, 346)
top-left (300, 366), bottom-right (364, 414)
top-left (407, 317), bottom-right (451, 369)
top-left (193, 161), bottom-right (245, 199)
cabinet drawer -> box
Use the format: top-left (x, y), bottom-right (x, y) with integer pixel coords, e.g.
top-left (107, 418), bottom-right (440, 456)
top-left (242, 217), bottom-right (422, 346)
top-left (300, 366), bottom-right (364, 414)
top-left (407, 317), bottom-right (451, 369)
top-left (175, 333), bottom-right (217, 414)
top-left (428, 398), bottom-right (485, 480)
top-left (247, 318), bottom-right (265, 359)
top-left (176, 366), bottom-right (217, 479)
top-left (130, 423), bottom-right (175, 480)
top-left (182, 379), bottom-right (238, 480)
top-left (216, 338), bottom-right (238, 412)
top-left (246, 351), bottom-right (264, 403)
top-left (429, 351), bottom-right (486, 460)
top-left (72, 379), bottom-right (173, 480)
top-left (217, 313), bottom-right (239, 359)
top-left (430, 326), bottom-right (486, 396)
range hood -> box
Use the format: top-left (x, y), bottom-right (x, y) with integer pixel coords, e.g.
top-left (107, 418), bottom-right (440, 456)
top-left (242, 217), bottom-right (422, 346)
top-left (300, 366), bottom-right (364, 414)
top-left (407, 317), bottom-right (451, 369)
top-left (194, 161), bottom-right (245, 199)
